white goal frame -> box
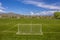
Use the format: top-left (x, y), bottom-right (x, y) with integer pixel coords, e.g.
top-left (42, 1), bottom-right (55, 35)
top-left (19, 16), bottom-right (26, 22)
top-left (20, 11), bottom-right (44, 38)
top-left (16, 24), bottom-right (43, 35)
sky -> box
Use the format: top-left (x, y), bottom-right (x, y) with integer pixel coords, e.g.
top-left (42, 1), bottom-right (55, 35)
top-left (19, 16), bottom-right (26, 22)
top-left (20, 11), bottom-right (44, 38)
top-left (0, 0), bottom-right (60, 15)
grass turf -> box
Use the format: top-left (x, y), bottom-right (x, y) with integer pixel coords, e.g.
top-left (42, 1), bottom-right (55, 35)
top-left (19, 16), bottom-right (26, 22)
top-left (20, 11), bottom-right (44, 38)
top-left (0, 18), bottom-right (60, 40)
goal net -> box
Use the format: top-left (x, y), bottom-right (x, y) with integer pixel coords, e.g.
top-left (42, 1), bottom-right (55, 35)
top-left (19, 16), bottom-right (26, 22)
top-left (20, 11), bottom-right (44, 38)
top-left (16, 24), bottom-right (43, 35)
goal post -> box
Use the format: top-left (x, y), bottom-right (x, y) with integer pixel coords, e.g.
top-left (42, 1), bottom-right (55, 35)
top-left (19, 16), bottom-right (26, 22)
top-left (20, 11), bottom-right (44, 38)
top-left (16, 24), bottom-right (43, 35)
top-left (16, 24), bottom-right (20, 34)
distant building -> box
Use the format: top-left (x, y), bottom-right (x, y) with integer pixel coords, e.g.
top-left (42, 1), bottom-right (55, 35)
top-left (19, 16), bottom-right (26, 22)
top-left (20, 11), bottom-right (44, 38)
top-left (0, 15), bottom-right (2, 18)
top-left (17, 16), bottom-right (20, 19)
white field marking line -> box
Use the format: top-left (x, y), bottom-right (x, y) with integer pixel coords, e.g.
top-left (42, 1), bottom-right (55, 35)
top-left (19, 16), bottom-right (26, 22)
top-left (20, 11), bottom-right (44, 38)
top-left (15, 24), bottom-right (60, 26)
top-left (44, 32), bottom-right (60, 33)
top-left (2, 31), bottom-right (16, 33)
top-left (16, 24), bottom-right (42, 25)
top-left (1, 31), bottom-right (60, 33)
top-left (3, 24), bottom-right (17, 32)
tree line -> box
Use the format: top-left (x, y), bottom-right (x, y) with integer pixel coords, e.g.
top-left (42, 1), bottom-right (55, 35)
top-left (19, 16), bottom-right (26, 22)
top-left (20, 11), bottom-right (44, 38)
top-left (54, 12), bottom-right (60, 19)
top-left (0, 12), bottom-right (60, 19)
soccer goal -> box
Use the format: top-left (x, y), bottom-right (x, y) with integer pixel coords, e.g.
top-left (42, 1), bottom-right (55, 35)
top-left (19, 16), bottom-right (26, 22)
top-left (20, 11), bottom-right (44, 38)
top-left (16, 24), bottom-right (43, 35)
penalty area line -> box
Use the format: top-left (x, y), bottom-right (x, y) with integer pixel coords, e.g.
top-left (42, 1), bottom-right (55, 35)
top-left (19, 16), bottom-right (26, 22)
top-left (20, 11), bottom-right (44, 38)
top-left (2, 31), bottom-right (16, 33)
top-left (2, 25), bottom-right (17, 32)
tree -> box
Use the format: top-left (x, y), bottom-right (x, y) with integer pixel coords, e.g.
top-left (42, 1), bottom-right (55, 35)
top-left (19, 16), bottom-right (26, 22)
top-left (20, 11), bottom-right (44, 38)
top-left (54, 12), bottom-right (60, 19)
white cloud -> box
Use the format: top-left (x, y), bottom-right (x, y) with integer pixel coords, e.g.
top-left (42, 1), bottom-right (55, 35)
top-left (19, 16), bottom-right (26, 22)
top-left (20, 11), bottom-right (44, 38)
top-left (22, 0), bottom-right (60, 15)
top-left (29, 11), bottom-right (57, 16)
top-left (23, 0), bottom-right (60, 10)
top-left (0, 2), bottom-right (5, 12)
top-left (0, 10), bottom-right (5, 12)
top-left (39, 11), bottom-right (56, 16)
top-left (30, 11), bottom-right (34, 15)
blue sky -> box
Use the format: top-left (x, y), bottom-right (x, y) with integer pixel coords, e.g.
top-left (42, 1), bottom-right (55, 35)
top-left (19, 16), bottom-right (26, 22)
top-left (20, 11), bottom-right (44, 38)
top-left (0, 0), bottom-right (60, 15)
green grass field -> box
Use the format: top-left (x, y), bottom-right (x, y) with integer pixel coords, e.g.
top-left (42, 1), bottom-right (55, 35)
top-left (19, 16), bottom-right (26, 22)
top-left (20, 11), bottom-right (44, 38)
top-left (0, 18), bottom-right (60, 40)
